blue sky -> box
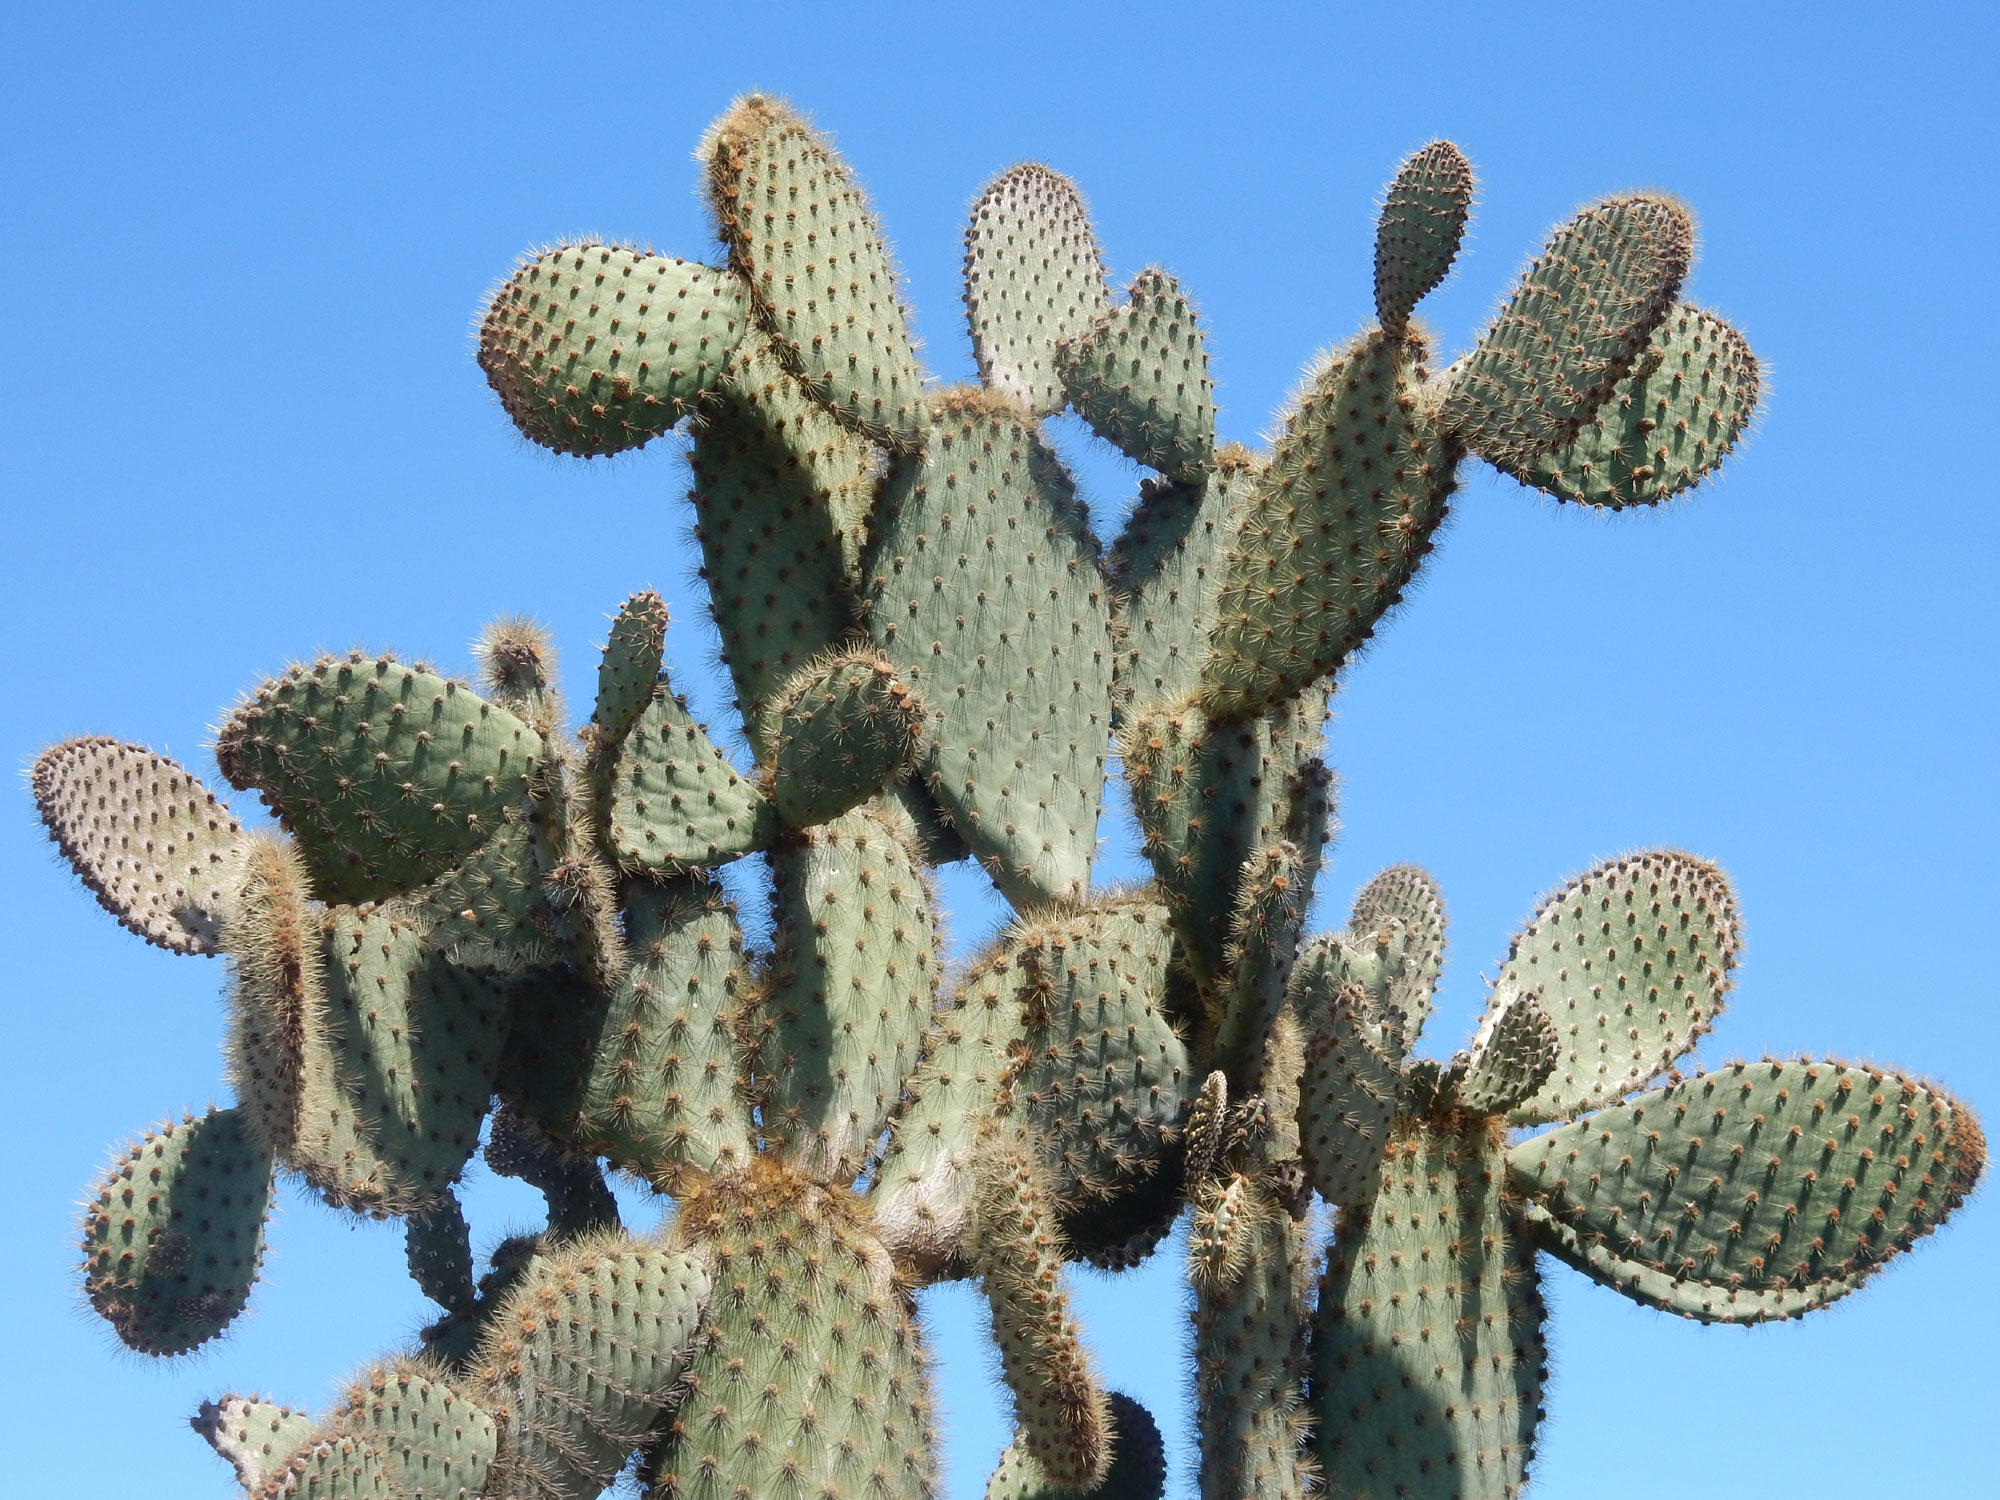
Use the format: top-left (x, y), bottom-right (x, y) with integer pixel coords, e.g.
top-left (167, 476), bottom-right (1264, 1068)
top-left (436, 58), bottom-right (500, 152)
top-left (3, 4), bottom-right (1994, 1497)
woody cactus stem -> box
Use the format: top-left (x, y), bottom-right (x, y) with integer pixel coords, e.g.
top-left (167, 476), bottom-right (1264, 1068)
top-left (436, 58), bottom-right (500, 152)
top-left (26, 96), bottom-right (1977, 1500)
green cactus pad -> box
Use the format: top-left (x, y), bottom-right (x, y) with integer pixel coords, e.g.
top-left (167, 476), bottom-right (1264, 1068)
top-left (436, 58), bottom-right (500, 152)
top-left (1374, 140), bottom-right (1474, 333)
top-left (1509, 1059), bottom-right (1987, 1321)
top-left (589, 590), bottom-right (669, 753)
top-left (1497, 303), bottom-right (1761, 509)
top-left (1440, 194), bottom-right (1693, 469)
top-left (964, 161), bottom-right (1110, 418)
top-left (705, 94), bottom-right (926, 447)
top-left (985, 1392), bottom-right (1167, 1500)
top-left (255, 1432), bottom-right (393, 1499)
top-left (475, 1231), bottom-right (710, 1500)
top-left (215, 652), bottom-right (541, 906)
top-left (1189, 1178), bottom-right (1312, 1500)
top-left (1201, 329), bottom-right (1457, 716)
top-left (1014, 896), bottom-right (1191, 1203)
top-left (1121, 691), bottom-right (1328, 980)
top-left (296, 907), bottom-right (509, 1215)
top-left (193, 1396), bottom-right (319, 1494)
top-left (32, 737), bottom-right (247, 956)
top-left (1499, 850), bottom-right (1738, 1125)
top-left (478, 243), bottom-right (748, 459)
top-left (753, 804), bottom-right (938, 1180)
top-left (1055, 268), bottom-right (1215, 480)
top-left (874, 936), bottom-right (1028, 1275)
top-left (659, 1165), bottom-right (938, 1500)
top-left (415, 810), bottom-right (552, 974)
top-left (1290, 927), bottom-right (1410, 1057)
top-left (1458, 991), bottom-right (1561, 1116)
top-left (972, 1115), bottom-right (1113, 1492)
top-left (403, 1194), bottom-right (476, 1314)
top-left (573, 876), bottom-right (752, 1192)
top-left (686, 364), bottom-right (868, 745)
top-left (1313, 1120), bottom-right (1546, 1500)
top-left (1108, 446), bottom-right (1261, 715)
top-left (332, 1357), bottom-right (496, 1500)
top-left (1298, 983), bottom-right (1401, 1209)
top-left (865, 387), bottom-right (1114, 905)
top-left (82, 1106), bottom-right (275, 1355)
top-left (763, 648), bottom-right (930, 828)
top-left (718, 337), bottom-right (882, 583)
top-left (604, 685), bottom-right (773, 874)
top-left (1344, 863), bottom-right (1446, 1047)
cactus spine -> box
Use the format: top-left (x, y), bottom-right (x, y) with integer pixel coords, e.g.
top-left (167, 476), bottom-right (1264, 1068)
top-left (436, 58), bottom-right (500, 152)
top-left (26, 98), bottom-right (1981, 1500)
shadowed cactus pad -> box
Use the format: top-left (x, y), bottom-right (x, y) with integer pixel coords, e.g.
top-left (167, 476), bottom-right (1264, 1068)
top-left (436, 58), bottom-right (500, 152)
top-left (82, 1107), bottom-right (274, 1355)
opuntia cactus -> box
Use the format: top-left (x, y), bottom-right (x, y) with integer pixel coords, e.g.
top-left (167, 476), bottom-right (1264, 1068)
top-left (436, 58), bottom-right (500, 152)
top-left (29, 95), bottom-right (1981, 1500)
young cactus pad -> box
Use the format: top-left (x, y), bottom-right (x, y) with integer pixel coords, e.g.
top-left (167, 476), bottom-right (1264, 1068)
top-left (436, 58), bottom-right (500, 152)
top-left (26, 93), bottom-right (1981, 1500)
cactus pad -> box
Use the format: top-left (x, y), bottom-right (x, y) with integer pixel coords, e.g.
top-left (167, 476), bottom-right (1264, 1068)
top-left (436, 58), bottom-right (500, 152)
top-left (754, 804), bottom-right (938, 1179)
top-left (478, 243), bottom-right (748, 458)
top-left (1014, 897), bottom-right (1191, 1202)
top-left (193, 1396), bottom-right (319, 1493)
top-left (764, 648), bottom-right (929, 828)
top-left (686, 371), bottom-right (867, 742)
top-left (297, 908), bottom-right (509, 1214)
top-left (1201, 329), bottom-right (1457, 716)
top-left (1344, 863), bottom-right (1446, 1046)
top-left (256, 1433), bottom-right (393, 1500)
top-left (1122, 692), bottom-right (1328, 979)
top-left (866, 387), bottom-right (1113, 904)
top-left (33, 737), bottom-right (246, 956)
top-left (874, 936), bottom-right (1028, 1274)
top-left (1109, 447), bottom-right (1260, 713)
top-left (1500, 850), bottom-right (1738, 1125)
top-left (589, 590), bottom-right (669, 752)
top-left (1441, 194), bottom-right (1693, 468)
top-left (574, 876), bottom-right (751, 1191)
top-left (705, 93), bottom-right (926, 446)
top-left (82, 1106), bottom-right (274, 1355)
top-left (1055, 267), bottom-right (1215, 480)
top-left (604, 685), bottom-right (772, 874)
top-left (1509, 1059), bottom-right (1986, 1321)
top-left (659, 1164), bottom-right (938, 1500)
top-left (972, 1115), bottom-right (1113, 1492)
top-left (1297, 982), bottom-right (1401, 1209)
top-left (333, 1357), bottom-right (496, 1500)
top-left (475, 1233), bottom-right (709, 1499)
top-left (1498, 303), bottom-right (1761, 508)
top-left (965, 161), bottom-right (1110, 417)
top-left (216, 653), bottom-right (541, 905)
top-left (1374, 140), bottom-right (1475, 333)
top-left (1457, 991), bottom-right (1561, 1116)
top-left (1313, 1120), bottom-right (1546, 1499)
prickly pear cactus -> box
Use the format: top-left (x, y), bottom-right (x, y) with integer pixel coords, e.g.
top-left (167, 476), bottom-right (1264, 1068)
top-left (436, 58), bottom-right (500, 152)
top-left (30, 100), bottom-right (1977, 1500)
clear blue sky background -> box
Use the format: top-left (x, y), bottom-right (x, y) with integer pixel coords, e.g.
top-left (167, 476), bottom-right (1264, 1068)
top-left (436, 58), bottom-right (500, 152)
top-left (4, 5), bottom-right (1994, 1497)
